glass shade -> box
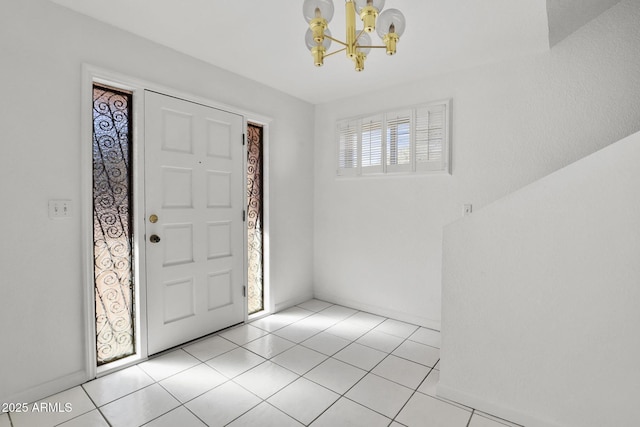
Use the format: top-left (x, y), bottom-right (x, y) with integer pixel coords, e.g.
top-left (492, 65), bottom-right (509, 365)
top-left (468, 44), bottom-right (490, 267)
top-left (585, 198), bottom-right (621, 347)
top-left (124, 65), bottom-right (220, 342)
top-left (357, 31), bottom-right (372, 55)
top-left (354, 0), bottom-right (385, 13)
top-left (305, 28), bottom-right (332, 51)
top-left (376, 8), bottom-right (406, 37)
top-left (303, 0), bottom-right (335, 23)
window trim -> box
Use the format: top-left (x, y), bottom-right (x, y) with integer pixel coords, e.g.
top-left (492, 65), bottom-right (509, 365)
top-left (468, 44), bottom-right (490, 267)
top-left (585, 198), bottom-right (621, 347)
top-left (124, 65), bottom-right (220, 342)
top-left (336, 99), bottom-right (451, 177)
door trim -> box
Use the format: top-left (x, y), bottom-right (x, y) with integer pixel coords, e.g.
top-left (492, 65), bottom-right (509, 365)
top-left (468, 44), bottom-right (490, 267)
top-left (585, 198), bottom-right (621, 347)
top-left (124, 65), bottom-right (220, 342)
top-left (81, 64), bottom-right (273, 379)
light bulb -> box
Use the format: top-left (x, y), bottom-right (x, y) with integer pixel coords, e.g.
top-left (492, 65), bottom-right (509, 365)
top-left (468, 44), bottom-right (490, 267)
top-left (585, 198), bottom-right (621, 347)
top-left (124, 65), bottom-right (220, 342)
top-left (305, 28), bottom-right (332, 67)
top-left (355, 0), bottom-right (384, 32)
top-left (305, 28), bottom-right (332, 51)
top-left (376, 8), bottom-right (406, 38)
top-left (357, 31), bottom-right (372, 55)
top-left (302, 0), bottom-right (335, 23)
top-left (354, 0), bottom-right (385, 13)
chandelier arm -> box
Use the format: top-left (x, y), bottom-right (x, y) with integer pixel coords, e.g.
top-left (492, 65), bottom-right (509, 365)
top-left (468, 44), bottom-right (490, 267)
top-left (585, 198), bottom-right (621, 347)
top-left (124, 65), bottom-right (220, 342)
top-left (303, 0), bottom-right (405, 71)
top-left (324, 47), bottom-right (347, 58)
top-left (324, 34), bottom-right (349, 47)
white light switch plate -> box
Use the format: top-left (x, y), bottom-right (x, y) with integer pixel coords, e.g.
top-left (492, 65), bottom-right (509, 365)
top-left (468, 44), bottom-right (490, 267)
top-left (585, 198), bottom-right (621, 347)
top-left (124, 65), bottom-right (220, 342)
top-left (49, 200), bottom-right (72, 218)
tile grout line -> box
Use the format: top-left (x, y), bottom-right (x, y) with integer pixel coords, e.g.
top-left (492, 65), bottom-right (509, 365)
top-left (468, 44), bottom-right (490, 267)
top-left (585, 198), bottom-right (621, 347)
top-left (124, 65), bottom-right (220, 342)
top-left (69, 384), bottom-right (112, 427)
top-left (466, 409), bottom-right (476, 427)
top-left (303, 326), bottom-right (417, 425)
top-left (11, 384), bottom-right (108, 427)
top-left (382, 331), bottom-right (431, 424)
top-left (96, 382), bottom-right (166, 427)
top-left (181, 321), bottom-right (326, 427)
top-left (152, 369), bottom-right (225, 424)
top-left (89, 379), bottom-right (158, 409)
top-left (280, 303), bottom-right (437, 425)
top-left (183, 335), bottom-right (240, 362)
top-left (227, 302), bottom-right (394, 426)
top-left (343, 323), bottom-right (442, 424)
top-left (262, 400), bottom-right (305, 426)
top-left (221, 374), bottom-right (294, 426)
top-left (182, 402), bottom-right (210, 427)
top-left (148, 354), bottom-right (276, 427)
top-left (246, 304), bottom-right (377, 425)
top-left (11, 301), bottom-right (516, 427)
top-left (70, 301), bottom-right (434, 427)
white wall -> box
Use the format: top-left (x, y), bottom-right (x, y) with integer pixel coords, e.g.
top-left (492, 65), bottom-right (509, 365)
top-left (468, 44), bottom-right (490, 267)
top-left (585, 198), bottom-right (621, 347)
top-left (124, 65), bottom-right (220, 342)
top-left (0, 1), bottom-right (314, 403)
top-left (313, 0), bottom-right (640, 329)
top-left (440, 129), bottom-right (640, 427)
top-left (546, 0), bottom-right (622, 46)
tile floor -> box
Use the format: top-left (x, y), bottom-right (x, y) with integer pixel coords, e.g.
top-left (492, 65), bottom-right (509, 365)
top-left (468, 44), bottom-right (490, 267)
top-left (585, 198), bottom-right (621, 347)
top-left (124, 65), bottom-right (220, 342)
top-left (2, 299), bottom-right (523, 427)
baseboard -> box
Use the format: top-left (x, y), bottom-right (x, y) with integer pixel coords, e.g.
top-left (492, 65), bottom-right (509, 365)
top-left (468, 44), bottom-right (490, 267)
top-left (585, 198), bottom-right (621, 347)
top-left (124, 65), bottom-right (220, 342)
top-left (1, 369), bottom-right (89, 405)
top-left (436, 383), bottom-right (562, 427)
top-left (312, 291), bottom-right (441, 331)
top-left (274, 292), bottom-right (314, 314)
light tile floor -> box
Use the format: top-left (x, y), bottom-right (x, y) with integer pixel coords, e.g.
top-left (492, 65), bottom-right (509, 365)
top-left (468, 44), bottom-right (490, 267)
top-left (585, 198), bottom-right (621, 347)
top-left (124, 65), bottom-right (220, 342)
top-left (3, 299), bottom-right (523, 427)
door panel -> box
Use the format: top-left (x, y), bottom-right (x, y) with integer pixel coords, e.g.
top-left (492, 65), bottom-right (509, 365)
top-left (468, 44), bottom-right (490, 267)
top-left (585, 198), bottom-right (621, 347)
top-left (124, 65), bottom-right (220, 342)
top-left (145, 91), bottom-right (245, 355)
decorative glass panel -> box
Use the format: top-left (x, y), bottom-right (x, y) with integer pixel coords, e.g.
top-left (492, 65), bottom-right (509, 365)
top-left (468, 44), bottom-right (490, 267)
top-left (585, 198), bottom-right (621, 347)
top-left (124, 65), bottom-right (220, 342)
top-left (247, 123), bottom-right (264, 315)
top-left (92, 85), bottom-right (135, 365)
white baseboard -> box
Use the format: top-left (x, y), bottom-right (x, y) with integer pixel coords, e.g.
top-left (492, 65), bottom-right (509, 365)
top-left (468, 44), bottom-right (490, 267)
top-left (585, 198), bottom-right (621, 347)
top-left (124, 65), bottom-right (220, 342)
top-left (1, 369), bottom-right (89, 405)
top-left (436, 383), bottom-right (562, 427)
top-left (312, 291), bottom-right (441, 331)
top-left (274, 292), bottom-right (314, 314)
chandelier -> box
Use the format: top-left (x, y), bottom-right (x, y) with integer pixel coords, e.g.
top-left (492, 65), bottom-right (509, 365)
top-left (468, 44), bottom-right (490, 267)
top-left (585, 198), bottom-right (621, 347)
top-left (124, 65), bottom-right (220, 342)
top-left (303, 0), bottom-right (406, 72)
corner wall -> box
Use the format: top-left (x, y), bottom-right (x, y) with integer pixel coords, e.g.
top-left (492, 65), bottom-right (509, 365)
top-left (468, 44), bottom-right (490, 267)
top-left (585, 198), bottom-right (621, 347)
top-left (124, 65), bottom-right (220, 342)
top-left (0, 1), bottom-right (314, 403)
top-left (312, 0), bottom-right (640, 329)
top-left (440, 130), bottom-right (640, 427)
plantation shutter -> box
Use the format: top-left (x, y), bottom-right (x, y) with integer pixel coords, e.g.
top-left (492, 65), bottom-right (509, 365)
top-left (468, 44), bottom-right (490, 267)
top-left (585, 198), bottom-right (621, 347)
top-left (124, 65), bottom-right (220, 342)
top-left (336, 99), bottom-right (450, 176)
top-left (416, 102), bottom-right (449, 172)
top-left (360, 114), bottom-right (383, 174)
top-left (386, 109), bottom-right (412, 173)
top-left (337, 120), bottom-right (358, 176)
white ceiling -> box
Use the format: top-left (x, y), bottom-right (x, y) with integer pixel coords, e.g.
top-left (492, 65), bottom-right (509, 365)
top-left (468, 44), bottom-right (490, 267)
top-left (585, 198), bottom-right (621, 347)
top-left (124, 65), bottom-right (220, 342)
top-left (51, 1), bottom-right (554, 104)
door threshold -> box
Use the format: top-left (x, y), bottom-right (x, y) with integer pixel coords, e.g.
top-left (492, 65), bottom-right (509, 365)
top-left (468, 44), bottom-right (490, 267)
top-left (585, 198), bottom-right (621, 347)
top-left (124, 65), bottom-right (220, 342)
top-left (248, 309), bottom-right (271, 322)
top-left (96, 353), bottom-right (146, 378)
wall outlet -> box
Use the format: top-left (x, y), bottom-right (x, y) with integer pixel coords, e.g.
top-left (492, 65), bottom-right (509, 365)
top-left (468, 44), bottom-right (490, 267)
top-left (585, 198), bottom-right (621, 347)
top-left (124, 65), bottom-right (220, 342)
top-left (49, 200), bottom-right (72, 219)
top-left (463, 203), bottom-right (473, 216)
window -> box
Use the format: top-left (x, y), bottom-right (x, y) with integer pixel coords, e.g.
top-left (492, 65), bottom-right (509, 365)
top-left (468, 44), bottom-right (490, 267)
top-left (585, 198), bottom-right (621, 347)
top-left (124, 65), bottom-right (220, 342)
top-left (92, 84), bottom-right (135, 365)
top-left (247, 123), bottom-right (264, 315)
top-left (337, 100), bottom-right (450, 176)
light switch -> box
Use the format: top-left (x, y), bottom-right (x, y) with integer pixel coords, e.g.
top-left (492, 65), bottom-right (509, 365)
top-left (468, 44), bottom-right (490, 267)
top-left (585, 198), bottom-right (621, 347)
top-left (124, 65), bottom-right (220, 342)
top-left (463, 203), bottom-right (473, 216)
top-left (49, 200), bottom-right (72, 219)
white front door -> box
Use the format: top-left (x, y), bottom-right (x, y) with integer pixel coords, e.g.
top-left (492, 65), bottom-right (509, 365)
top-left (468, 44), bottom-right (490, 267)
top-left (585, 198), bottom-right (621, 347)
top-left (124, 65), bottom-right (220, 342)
top-left (144, 90), bottom-right (245, 355)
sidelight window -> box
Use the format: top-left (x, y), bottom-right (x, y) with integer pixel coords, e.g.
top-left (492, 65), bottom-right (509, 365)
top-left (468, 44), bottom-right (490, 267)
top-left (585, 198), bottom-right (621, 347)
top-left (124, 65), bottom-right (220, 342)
top-left (92, 84), bottom-right (135, 365)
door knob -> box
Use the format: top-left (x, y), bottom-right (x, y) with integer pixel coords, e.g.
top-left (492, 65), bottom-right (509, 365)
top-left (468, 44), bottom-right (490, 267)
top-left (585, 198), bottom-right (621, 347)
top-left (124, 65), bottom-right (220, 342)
top-left (150, 234), bottom-right (161, 243)
top-left (149, 214), bottom-right (158, 223)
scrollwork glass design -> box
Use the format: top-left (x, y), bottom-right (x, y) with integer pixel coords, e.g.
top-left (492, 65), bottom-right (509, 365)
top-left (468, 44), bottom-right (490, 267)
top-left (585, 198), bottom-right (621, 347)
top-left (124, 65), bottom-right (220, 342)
top-left (247, 124), bottom-right (264, 314)
top-left (92, 85), bottom-right (135, 365)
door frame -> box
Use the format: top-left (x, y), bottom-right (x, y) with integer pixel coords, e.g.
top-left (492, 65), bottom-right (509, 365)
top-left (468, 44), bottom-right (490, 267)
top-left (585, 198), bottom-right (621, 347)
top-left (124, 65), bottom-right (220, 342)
top-left (81, 64), bottom-right (272, 380)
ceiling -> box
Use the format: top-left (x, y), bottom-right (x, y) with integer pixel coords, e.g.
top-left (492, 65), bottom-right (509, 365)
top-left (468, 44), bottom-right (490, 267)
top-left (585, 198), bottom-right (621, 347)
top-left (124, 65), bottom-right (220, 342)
top-left (49, 0), bottom-right (615, 104)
